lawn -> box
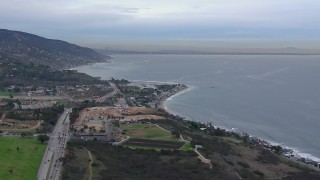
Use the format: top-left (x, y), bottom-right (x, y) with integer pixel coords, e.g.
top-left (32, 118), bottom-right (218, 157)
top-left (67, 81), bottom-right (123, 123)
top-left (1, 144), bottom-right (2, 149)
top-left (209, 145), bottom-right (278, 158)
top-left (221, 136), bottom-right (243, 144)
top-left (120, 123), bottom-right (178, 141)
top-left (0, 91), bottom-right (15, 96)
top-left (57, 99), bottom-right (69, 106)
top-left (180, 142), bottom-right (193, 151)
top-left (0, 136), bottom-right (46, 180)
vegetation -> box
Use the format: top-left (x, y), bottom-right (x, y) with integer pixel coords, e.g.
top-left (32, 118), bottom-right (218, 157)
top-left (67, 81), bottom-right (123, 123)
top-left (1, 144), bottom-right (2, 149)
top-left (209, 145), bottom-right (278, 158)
top-left (61, 146), bottom-right (91, 180)
top-left (0, 91), bottom-right (15, 96)
top-left (62, 92), bottom-right (320, 179)
top-left (57, 99), bottom-right (69, 107)
top-left (180, 142), bottom-right (193, 151)
top-left (0, 136), bottom-right (46, 180)
top-left (123, 138), bottom-right (184, 149)
top-left (5, 103), bottom-right (65, 133)
top-left (0, 29), bottom-right (110, 69)
top-left (69, 100), bottom-right (97, 124)
top-left (0, 58), bottom-right (105, 87)
top-left (37, 135), bottom-right (49, 143)
top-left (62, 141), bottom-right (222, 180)
top-left (110, 78), bottom-right (129, 85)
top-left (120, 123), bottom-right (178, 141)
top-left (146, 118), bottom-right (320, 179)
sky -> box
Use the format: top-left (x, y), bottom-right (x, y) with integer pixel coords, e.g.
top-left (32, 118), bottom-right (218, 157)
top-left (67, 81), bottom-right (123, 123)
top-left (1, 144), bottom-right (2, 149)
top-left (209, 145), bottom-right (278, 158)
top-left (1, 0), bottom-right (320, 51)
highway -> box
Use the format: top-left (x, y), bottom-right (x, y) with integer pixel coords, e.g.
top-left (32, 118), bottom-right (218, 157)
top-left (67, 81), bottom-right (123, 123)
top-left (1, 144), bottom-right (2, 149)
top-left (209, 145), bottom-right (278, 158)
top-left (95, 81), bottom-right (121, 103)
top-left (37, 108), bottom-right (72, 180)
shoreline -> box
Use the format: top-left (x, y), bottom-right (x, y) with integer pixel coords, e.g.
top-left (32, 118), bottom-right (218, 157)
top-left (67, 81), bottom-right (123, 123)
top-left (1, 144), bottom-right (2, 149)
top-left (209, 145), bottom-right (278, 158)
top-left (157, 84), bottom-right (190, 110)
top-left (73, 61), bottom-right (320, 170)
top-left (157, 82), bottom-right (320, 170)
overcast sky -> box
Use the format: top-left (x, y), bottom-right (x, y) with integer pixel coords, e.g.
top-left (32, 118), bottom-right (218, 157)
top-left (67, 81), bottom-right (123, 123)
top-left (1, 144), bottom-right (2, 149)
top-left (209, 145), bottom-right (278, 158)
top-left (1, 0), bottom-right (320, 51)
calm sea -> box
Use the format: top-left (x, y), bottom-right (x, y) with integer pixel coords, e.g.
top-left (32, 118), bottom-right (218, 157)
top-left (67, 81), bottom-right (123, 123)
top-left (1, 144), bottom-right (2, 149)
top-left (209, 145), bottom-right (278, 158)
top-left (75, 54), bottom-right (320, 160)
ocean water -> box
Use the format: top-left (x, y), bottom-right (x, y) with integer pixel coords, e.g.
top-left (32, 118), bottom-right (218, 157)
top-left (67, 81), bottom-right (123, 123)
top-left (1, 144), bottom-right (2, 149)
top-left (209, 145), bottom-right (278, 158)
top-left (75, 54), bottom-right (320, 160)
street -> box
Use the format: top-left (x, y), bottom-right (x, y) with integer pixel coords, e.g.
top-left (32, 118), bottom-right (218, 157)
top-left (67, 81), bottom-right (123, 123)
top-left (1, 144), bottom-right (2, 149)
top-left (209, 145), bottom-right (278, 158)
top-left (95, 81), bottom-right (121, 103)
top-left (37, 108), bottom-right (72, 180)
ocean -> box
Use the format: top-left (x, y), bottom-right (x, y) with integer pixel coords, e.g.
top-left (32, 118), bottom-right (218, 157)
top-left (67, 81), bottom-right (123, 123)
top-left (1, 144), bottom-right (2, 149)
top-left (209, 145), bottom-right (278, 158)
top-left (75, 54), bottom-right (320, 160)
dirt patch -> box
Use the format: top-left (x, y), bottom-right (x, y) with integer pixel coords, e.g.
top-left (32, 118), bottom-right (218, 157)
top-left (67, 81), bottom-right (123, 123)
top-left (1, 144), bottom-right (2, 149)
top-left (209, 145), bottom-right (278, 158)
top-left (123, 107), bottom-right (159, 115)
top-left (0, 119), bottom-right (41, 131)
top-left (73, 106), bottom-right (166, 127)
top-left (124, 115), bottom-right (165, 121)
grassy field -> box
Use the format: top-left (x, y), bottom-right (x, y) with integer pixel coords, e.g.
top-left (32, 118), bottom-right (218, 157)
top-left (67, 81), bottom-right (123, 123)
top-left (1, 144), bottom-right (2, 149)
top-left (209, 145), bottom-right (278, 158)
top-left (124, 138), bottom-right (184, 150)
top-left (120, 123), bottom-right (178, 141)
top-left (0, 91), bottom-right (15, 96)
top-left (0, 136), bottom-right (46, 180)
top-left (221, 136), bottom-right (243, 144)
top-left (180, 142), bottom-right (193, 151)
top-left (57, 99), bottom-right (69, 106)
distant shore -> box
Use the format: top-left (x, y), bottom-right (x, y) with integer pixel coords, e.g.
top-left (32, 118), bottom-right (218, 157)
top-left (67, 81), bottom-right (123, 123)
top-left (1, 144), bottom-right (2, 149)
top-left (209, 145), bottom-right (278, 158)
top-left (157, 84), bottom-right (189, 111)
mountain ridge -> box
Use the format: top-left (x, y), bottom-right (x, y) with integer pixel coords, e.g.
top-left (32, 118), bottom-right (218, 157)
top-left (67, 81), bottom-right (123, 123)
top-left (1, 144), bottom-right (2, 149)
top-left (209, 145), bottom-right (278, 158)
top-left (0, 29), bottom-right (111, 69)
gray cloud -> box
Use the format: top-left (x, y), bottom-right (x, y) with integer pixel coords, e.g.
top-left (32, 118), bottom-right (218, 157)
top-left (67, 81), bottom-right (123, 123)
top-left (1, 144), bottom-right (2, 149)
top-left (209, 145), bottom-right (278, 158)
top-left (1, 0), bottom-right (319, 50)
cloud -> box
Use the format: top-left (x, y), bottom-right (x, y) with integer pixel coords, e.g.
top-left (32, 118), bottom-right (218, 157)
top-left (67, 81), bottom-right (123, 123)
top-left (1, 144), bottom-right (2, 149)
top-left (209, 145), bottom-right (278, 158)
top-left (0, 0), bottom-right (319, 49)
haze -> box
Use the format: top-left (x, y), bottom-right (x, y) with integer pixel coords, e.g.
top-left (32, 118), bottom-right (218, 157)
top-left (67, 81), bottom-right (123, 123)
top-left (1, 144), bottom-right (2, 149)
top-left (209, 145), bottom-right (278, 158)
top-left (1, 0), bottom-right (320, 52)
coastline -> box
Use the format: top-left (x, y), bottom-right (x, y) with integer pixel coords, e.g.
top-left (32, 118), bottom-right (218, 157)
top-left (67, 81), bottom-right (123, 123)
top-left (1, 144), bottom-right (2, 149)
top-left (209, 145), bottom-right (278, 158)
top-left (73, 61), bottom-right (320, 170)
top-left (157, 83), bottom-right (320, 170)
top-left (157, 84), bottom-right (190, 111)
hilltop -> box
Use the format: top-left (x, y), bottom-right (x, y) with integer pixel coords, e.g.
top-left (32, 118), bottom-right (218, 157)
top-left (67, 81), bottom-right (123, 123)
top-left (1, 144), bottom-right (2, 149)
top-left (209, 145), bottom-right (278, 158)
top-left (0, 29), bottom-right (111, 69)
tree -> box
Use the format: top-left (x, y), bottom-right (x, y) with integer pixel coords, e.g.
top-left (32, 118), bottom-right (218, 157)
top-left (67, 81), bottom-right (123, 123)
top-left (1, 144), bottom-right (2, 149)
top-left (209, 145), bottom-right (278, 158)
top-left (171, 130), bottom-right (180, 138)
top-left (21, 132), bottom-right (26, 137)
top-left (38, 135), bottom-right (49, 143)
top-left (9, 94), bottom-right (13, 99)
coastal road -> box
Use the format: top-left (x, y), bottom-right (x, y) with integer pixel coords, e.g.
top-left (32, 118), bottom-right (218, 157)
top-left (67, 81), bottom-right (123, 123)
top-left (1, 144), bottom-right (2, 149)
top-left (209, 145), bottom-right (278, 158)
top-left (0, 95), bottom-right (65, 100)
top-left (37, 108), bottom-right (71, 180)
top-left (96, 81), bottom-right (121, 102)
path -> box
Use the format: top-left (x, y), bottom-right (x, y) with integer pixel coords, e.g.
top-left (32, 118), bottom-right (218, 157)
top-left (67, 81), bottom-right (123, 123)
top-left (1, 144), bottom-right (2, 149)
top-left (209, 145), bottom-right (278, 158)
top-left (155, 125), bottom-right (213, 168)
top-left (194, 145), bottom-right (213, 169)
top-left (154, 124), bottom-right (171, 133)
top-left (114, 135), bottom-right (130, 146)
top-left (82, 146), bottom-right (93, 180)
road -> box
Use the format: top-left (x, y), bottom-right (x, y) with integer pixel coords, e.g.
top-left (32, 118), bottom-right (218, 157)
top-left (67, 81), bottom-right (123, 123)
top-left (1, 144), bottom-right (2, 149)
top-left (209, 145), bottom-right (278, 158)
top-left (0, 95), bottom-right (65, 100)
top-left (37, 108), bottom-right (72, 180)
top-left (103, 120), bottom-right (113, 141)
top-left (95, 81), bottom-right (121, 103)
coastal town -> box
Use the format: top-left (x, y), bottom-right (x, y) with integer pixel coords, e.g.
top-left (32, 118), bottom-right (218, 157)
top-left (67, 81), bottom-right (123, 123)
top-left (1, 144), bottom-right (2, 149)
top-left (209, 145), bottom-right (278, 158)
top-left (1, 28), bottom-right (320, 180)
top-left (1, 74), bottom-right (320, 179)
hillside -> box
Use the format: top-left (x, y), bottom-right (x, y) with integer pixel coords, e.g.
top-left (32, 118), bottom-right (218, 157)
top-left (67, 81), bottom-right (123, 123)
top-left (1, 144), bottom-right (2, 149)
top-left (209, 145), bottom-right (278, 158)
top-left (0, 57), bottom-right (103, 87)
top-left (0, 29), bottom-right (111, 69)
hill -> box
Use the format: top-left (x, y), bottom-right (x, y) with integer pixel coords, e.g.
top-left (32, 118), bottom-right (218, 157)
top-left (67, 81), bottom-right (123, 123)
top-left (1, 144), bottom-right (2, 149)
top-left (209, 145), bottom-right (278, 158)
top-left (0, 57), bottom-right (103, 87)
top-left (0, 29), bottom-right (111, 69)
